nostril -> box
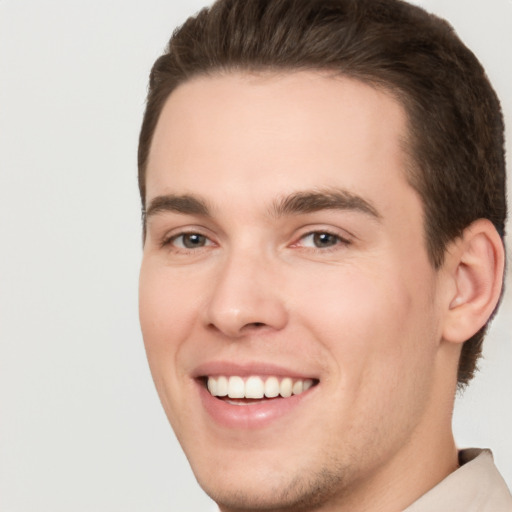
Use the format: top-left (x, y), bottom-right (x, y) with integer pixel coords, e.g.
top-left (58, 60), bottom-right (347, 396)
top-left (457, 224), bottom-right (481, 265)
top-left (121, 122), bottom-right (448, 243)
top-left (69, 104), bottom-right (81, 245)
top-left (239, 321), bottom-right (268, 333)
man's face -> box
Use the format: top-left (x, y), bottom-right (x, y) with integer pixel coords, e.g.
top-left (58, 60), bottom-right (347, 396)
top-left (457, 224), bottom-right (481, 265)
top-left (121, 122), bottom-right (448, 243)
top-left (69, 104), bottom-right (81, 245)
top-left (139, 72), bottom-right (450, 510)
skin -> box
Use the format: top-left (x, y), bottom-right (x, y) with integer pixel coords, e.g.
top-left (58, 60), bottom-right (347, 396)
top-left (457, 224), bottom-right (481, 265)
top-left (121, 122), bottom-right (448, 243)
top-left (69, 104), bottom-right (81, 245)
top-left (139, 72), bottom-right (500, 511)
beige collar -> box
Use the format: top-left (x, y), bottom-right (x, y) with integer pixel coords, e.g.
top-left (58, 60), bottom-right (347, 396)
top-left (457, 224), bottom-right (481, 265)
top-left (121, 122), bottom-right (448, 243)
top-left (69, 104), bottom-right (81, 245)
top-left (405, 449), bottom-right (512, 512)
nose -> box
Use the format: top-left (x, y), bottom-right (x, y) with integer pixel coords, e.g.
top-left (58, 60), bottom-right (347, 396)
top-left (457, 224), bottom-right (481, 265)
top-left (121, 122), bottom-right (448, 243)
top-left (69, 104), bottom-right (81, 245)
top-left (203, 249), bottom-right (288, 338)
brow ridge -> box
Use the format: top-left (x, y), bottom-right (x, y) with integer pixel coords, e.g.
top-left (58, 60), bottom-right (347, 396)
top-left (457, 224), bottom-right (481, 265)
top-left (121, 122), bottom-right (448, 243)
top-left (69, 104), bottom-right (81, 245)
top-left (270, 188), bottom-right (381, 219)
top-left (145, 194), bottom-right (210, 219)
top-left (144, 188), bottom-right (381, 226)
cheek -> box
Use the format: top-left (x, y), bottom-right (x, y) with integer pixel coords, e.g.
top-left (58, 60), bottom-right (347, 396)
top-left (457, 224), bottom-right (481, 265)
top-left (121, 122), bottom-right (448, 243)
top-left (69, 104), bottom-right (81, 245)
top-left (138, 262), bottom-right (200, 430)
top-left (294, 262), bottom-right (436, 385)
top-left (294, 267), bottom-right (438, 451)
top-left (138, 262), bottom-right (198, 372)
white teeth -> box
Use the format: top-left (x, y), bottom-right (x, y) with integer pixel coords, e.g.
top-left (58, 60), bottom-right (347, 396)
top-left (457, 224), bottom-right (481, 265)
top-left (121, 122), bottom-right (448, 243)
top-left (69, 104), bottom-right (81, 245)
top-left (245, 376), bottom-right (265, 398)
top-left (207, 377), bottom-right (217, 396)
top-left (264, 376), bottom-right (280, 398)
top-left (217, 376), bottom-right (228, 397)
top-left (228, 376), bottom-right (245, 398)
top-left (303, 379), bottom-right (313, 391)
top-left (280, 377), bottom-right (293, 397)
top-left (206, 375), bottom-right (316, 399)
top-left (292, 380), bottom-right (303, 395)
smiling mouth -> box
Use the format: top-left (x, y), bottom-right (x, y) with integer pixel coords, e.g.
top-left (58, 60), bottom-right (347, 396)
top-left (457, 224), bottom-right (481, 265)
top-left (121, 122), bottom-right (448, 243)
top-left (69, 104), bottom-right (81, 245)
top-left (203, 375), bottom-right (318, 403)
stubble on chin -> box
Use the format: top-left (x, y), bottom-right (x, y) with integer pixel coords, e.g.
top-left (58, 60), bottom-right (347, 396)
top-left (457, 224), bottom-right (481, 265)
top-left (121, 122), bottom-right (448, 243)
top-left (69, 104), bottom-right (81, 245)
top-left (203, 459), bottom-right (351, 512)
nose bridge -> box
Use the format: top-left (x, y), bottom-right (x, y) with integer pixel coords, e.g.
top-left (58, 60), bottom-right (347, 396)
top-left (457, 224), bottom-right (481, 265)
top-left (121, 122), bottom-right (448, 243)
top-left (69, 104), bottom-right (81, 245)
top-left (204, 242), bottom-right (288, 337)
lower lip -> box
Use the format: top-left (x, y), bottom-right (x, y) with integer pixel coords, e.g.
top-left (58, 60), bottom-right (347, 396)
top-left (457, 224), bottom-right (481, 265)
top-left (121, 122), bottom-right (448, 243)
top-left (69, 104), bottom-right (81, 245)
top-left (197, 381), bottom-right (315, 429)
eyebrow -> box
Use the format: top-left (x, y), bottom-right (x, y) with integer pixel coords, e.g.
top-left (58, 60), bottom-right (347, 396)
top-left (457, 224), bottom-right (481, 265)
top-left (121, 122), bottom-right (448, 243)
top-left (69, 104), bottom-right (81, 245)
top-left (144, 188), bottom-right (381, 223)
top-left (270, 188), bottom-right (381, 220)
top-left (145, 194), bottom-right (211, 219)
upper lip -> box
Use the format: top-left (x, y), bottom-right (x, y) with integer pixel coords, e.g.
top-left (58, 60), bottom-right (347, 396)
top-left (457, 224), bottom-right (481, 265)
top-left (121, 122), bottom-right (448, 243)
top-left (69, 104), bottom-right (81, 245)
top-left (192, 360), bottom-right (319, 380)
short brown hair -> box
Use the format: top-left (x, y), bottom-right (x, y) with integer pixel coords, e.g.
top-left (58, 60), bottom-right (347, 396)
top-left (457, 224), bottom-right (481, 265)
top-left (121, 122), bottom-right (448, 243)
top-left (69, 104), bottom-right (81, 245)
top-left (138, 0), bottom-right (507, 386)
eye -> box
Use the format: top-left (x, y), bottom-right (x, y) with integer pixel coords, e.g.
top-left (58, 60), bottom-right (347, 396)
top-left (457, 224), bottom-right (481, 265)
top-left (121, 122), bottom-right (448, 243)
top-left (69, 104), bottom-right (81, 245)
top-left (299, 231), bottom-right (350, 249)
top-left (167, 232), bottom-right (213, 249)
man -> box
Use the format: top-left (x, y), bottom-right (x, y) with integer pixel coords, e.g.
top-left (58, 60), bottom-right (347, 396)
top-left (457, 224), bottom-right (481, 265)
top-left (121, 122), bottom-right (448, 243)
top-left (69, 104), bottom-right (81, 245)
top-left (137, 0), bottom-right (511, 510)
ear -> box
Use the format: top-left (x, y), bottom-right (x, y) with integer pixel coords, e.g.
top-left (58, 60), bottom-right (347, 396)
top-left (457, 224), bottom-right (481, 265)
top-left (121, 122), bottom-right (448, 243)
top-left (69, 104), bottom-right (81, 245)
top-left (441, 219), bottom-right (505, 344)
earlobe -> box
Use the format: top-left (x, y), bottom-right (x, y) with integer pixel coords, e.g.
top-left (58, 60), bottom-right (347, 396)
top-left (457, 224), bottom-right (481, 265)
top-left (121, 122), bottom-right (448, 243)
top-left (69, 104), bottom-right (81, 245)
top-left (442, 219), bottom-right (505, 344)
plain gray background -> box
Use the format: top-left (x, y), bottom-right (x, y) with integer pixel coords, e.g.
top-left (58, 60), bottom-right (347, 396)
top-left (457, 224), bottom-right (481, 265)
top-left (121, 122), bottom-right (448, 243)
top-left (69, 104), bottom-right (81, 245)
top-left (0, 1), bottom-right (510, 510)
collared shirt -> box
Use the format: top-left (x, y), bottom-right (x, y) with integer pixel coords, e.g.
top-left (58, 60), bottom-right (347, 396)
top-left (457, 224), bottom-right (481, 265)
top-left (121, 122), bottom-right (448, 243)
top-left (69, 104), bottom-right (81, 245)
top-left (405, 449), bottom-right (512, 511)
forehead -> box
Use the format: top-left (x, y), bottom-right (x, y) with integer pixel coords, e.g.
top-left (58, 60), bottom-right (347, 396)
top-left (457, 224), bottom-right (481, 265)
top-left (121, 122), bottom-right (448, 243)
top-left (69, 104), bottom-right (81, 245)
top-left (146, 71), bottom-right (413, 216)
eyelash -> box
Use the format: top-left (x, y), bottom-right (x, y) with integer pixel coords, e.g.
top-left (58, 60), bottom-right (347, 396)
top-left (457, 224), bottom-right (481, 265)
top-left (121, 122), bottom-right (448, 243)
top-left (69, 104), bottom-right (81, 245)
top-left (161, 229), bottom-right (351, 253)
top-left (295, 230), bottom-right (352, 251)
top-left (161, 231), bottom-right (213, 251)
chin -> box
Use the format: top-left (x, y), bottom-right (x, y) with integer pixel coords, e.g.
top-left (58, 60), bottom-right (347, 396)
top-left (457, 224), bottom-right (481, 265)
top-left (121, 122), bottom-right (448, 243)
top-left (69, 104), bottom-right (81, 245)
top-left (191, 453), bottom-right (348, 512)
